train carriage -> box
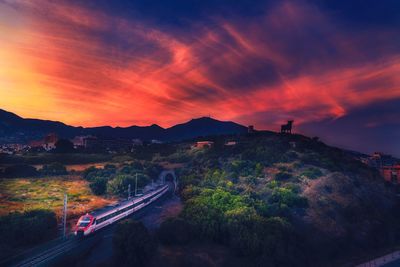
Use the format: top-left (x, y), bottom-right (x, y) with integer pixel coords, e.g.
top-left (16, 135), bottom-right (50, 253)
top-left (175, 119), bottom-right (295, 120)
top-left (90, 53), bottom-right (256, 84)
top-left (75, 184), bottom-right (169, 237)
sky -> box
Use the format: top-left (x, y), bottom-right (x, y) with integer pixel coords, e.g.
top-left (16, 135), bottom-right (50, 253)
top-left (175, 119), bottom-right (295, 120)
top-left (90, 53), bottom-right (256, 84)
top-left (0, 0), bottom-right (399, 156)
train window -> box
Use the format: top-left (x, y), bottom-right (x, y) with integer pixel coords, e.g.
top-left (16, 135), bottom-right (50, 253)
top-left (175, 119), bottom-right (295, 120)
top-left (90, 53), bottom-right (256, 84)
top-left (78, 221), bottom-right (90, 227)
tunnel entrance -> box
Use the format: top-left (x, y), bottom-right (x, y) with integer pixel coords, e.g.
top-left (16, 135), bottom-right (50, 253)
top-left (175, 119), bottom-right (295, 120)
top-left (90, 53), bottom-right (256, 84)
top-left (165, 173), bottom-right (174, 183)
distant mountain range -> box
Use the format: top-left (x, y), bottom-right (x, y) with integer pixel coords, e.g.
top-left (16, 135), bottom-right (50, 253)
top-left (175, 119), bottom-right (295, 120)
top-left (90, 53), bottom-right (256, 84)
top-left (0, 109), bottom-right (247, 143)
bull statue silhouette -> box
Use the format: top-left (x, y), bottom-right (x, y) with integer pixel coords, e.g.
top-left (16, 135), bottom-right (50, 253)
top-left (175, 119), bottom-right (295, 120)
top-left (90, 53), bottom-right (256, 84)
top-left (281, 120), bottom-right (293, 134)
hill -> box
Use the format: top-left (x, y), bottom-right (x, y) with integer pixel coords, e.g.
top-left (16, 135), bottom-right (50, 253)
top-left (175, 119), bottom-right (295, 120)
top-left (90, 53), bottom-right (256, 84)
top-left (0, 109), bottom-right (247, 143)
top-left (151, 131), bottom-right (400, 266)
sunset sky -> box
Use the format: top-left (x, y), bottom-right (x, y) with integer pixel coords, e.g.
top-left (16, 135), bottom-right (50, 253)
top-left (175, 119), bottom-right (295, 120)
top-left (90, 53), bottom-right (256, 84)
top-left (1, 0), bottom-right (399, 156)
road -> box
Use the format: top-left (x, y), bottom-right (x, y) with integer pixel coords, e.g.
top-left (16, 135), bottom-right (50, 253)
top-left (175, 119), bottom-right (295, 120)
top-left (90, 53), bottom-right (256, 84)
top-left (355, 250), bottom-right (400, 267)
top-left (4, 183), bottom-right (181, 267)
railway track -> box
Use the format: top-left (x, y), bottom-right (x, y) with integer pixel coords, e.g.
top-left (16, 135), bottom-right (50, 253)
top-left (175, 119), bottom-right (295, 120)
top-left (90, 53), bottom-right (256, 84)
top-left (15, 238), bottom-right (78, 267)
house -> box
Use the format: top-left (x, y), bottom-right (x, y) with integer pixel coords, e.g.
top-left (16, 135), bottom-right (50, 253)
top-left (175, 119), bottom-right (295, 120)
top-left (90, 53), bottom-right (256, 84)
top-left (132, 139), bottom-right (143, 146)
top-left (248, 125), bottom-right (255, 133)
top-left (382, 165), bottom-right (400, 183)
top-left (43, 133), bottom-right (58, 151)
top-left (194, 141), bottom-right (214, 149)
top-left (225, 141), bottom-right (237, 146)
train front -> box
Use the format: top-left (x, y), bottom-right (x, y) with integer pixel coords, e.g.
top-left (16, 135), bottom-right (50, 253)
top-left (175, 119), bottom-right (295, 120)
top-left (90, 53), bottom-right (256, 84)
top-left (75, 214), bottom-right (95, 237)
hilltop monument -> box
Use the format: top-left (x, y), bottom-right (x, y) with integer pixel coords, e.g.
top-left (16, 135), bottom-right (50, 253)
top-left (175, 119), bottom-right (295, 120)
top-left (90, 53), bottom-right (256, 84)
top-left (281, 120), bottom-right (294, 134)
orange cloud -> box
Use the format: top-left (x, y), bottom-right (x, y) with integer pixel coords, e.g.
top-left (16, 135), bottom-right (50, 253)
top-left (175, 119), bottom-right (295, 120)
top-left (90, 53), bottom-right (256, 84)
top-left (0, 0), bottom-right (399, 130)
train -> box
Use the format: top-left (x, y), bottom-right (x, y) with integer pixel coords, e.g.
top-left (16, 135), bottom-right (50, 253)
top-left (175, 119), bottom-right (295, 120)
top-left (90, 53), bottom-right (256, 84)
top-left (74, 184), bottom-right (170, 237)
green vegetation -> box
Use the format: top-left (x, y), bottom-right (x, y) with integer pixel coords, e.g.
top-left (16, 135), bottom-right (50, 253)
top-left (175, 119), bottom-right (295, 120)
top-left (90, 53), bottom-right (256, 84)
top-left (1, 164), bottom-right (38, 178)
top-left (301, 167), bottom-right (323, 179)
top-left (1, 132), bottom-right (397, 266)
top-left (0, 176), bottom-right (113, 217)
top-left (107, 174), bottom-right (149, 196)
top-left (82, 161), bottom-right (161, 196)
top-left (152, 132), bottom-right (399, 266)
top-left (54, 139), bottom-right (75, 153)
top-left (0, 210), bottom-right (57, 258)
top-left (275, 171), bottom-right (292, 181)
top-left (89, 177), bottom-right (108, 195)
top-left (0, 153), bottom-right (112, 165)
top-left (40, 163), bottom-right (67, 176)
top-left (157, 217), bottom-right (193, 245)
top-left (113, 219), bottom-right (155, 266)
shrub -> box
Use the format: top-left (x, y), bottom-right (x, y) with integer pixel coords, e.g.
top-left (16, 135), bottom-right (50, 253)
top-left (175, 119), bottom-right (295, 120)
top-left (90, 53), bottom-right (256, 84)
top-left (275, 171), bottom-right (292, 181)
top-left (269, 188), bottom-right (308, 211)
top-left (258, 217), bottom-right (302, 266)
top-left (54, 139), bottom-right (74, 153)
top-left (301, 167), bottom-right (323, 179)
top-left (2, 164), bottom-right (38, 178)
top-left (182, 188), bottom-right (248, 241)
top-left (158, 217), bottom-right (193, 245)
top-left (83, 166), bottom-right (97, 180)
top-left (89, 177), bottom-right (108, 195)
top-left (113, 219), bottom-right (155, 266)
top-left (180, 185), bottom-right (202, 201)
top-left (0, 209), bottom-right (57, 248)
top-left (83, 166), bottom-right (116, 181)
top-left (107, 174), bottom-right (150, 196)
top-left (225, 207), bottom-right (264, 256)
top-left (40, 162), bottom-right (67, 176)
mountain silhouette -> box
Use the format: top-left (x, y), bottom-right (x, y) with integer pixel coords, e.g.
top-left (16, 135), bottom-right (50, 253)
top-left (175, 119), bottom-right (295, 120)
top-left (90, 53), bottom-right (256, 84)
top-left (0, 109), bottom-right (247, 143)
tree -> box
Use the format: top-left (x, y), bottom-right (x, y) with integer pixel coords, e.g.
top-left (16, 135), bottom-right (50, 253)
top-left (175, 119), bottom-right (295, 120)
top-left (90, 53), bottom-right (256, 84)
top-left (2, 164), bottom-right (38, 178)
top-left (40, 162), bottom-right (67, 176)
top-left (107, 174), bottom-right (149, 196)
top-left (0, 209), bottom-right (57, 248)
top-left (89, 177), bottom-right (108, 195)
top-left (113, 219), bottom-right (155, 266)
top-left (182, 188), bottom-right (248, 241)
top-left (157, 217), bottom-right (192, 245)
top-left (224, 207), bottom-right (265, 256)
top-left (54, 139), bottom-right (74, 153)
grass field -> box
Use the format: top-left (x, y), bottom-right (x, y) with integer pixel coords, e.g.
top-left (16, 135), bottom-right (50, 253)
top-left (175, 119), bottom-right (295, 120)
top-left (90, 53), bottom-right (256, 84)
top-left (0, 176), bottom-right (115, 221)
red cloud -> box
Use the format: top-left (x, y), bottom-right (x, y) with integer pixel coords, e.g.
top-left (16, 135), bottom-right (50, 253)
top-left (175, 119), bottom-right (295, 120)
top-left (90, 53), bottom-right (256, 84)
top-left (1, 0), bottom-right (399, 129)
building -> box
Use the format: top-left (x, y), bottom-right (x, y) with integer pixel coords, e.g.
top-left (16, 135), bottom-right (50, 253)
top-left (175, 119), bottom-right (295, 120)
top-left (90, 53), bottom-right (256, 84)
top-left (248, 125), bottom-right (255, 133)
top-left (43, 133), bottom-right (58, 151)
top-left (132, 139), bottom-right (143, 146)
top-left (369, 152), bottom-right (398, 169)
top-left (83, 136), bottom-right (100, 149)
top-left (382, 165), bottom-right (400, 183)
top-left (194, 141), bottom-right (214, 149)
top-left (72, 136), bottom-right (85, 148)
top-left (225, 141), bottom-right (237, 146)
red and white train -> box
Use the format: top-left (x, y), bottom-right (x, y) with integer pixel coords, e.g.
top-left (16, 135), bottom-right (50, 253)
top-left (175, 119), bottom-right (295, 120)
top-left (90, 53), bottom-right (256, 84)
top-left (75, 184), bottom-right (169, 237)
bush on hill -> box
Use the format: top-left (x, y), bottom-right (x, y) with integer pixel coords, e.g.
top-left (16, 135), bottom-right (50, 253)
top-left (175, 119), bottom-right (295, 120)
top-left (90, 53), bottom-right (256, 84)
top-left (301, 167), bottom-right (323, 179)
top-left (0, 209), bottom-right (57, 249)
top-left (158, 217), bottom-right (193, 245)
top-left (113, 219), bottom-right (155, 266)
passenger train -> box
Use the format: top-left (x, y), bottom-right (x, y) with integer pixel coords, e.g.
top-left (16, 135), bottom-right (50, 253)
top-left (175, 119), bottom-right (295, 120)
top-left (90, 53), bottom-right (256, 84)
top-left (75, 184), bottom-right (170, 237)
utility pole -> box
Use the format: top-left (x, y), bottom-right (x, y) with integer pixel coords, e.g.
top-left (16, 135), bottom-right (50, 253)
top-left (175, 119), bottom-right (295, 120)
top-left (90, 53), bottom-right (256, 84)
top-left (135, 173), bottom-right (138, 196)
top-left (62, 193), bottom-right (68, 239)
top-left (128, 184), bottom-right (131, 200)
